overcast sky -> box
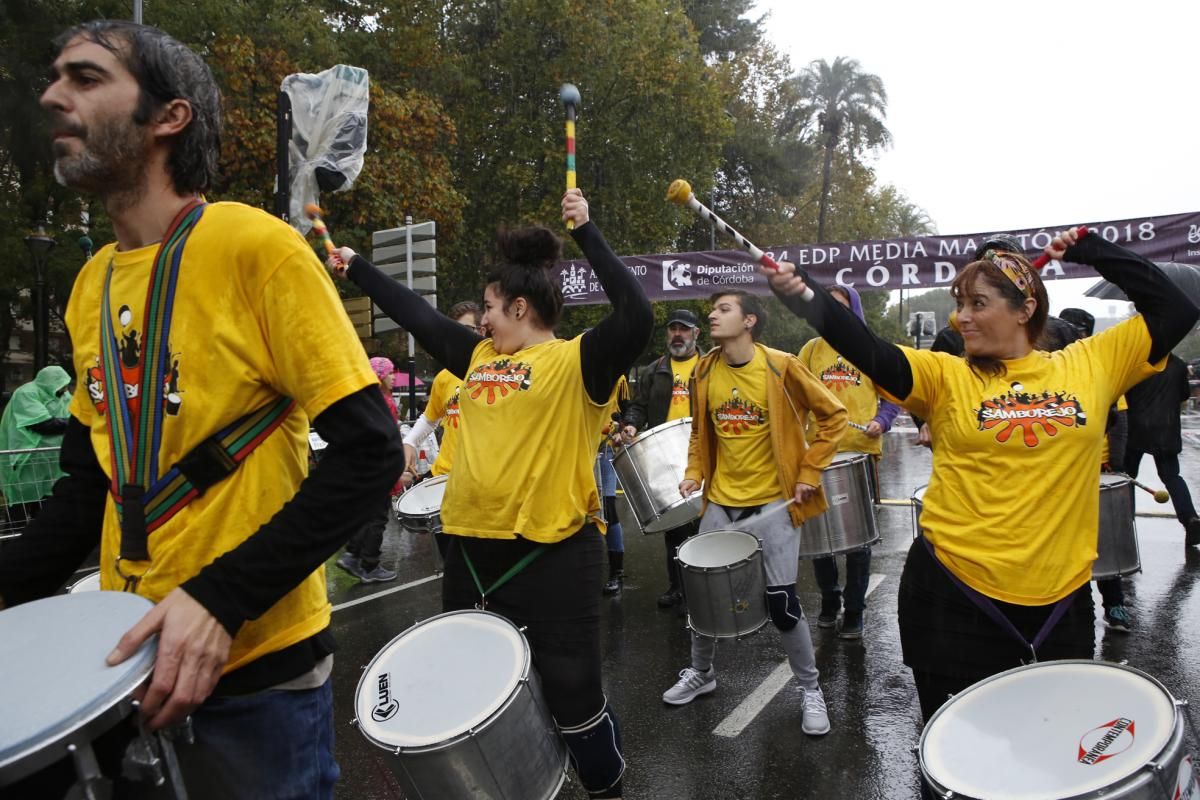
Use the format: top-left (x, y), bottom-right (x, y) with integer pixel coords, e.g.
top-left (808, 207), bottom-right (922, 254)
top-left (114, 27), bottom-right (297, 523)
top-left (753, 0), bottom-right (1198, 317)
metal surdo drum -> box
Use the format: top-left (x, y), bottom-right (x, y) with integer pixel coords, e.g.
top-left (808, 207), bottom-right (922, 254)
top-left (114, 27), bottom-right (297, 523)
top-left (911, 484), bottom-right (927, 539)
top-left (612, 418), bottom-right (702, 534)
top-left (0, 592), bottom-right (170, 792)
top-left (676, 529), bottom-right (768, 640)
top-left (396, 473), bottom-right (449, 534)
top-left (919, 660), bottom-right (1200, 800)
top-left (68, 570), bottom-right (102, 593)
top-left (353, 610), bottom-right (567, 800)
top-left (798, 452), bottom-right (879, 558)
top-left (1095, 473), bottom-right (1142, 579)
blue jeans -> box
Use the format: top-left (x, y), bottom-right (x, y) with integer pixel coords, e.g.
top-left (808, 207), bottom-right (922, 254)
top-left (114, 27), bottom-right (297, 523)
top-left (813, 548), bottom-right (872, 613)
top-left (172, 677), bottom-right (340, 799)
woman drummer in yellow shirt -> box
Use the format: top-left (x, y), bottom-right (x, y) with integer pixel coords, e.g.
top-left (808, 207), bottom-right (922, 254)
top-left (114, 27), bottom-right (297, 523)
top-left (762, 228), bottom-right (1198, 723)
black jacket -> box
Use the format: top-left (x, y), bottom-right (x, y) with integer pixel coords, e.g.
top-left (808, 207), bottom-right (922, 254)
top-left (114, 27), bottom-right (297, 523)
top-left (1126, 354), bottom-right (1189, 455)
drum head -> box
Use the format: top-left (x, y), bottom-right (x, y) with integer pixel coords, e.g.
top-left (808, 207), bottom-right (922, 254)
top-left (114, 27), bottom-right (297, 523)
top-left (678, 529), bottom-right (759, 568)
top-left (355, 610), bottom-right (528, 750)
top-left (397, 474), bottom-right (449, 517)
top-left (1100, 473), bottom-right (1131, 490)
top-left (68, 571), bottom-right (102, 593)
top-left (920, 661), bottom-right (1176, 800)
top-left (0, 592), bottom-right (156, 775)
top-left (830, 451), bottom-right (868, 467)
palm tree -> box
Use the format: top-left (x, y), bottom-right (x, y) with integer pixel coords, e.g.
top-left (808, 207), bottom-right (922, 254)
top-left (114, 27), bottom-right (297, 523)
top-left (781, 57), bottom-right (891, 242)
top-left (892, 200), bottom-right (935, 237)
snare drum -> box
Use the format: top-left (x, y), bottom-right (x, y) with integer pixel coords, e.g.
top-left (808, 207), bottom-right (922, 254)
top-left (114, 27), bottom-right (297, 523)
top-left (0, 592), bottom-right (158, 788)
top-left (676, 529), bottom-right (768, 640)
top-left (67, 571), bottom-right (102, 593)
top-left (612, 418), bottom-right (702, 534)
top-left (920, 660), bottom-right (1199, 800)
top-left (1095, 473), bottom-right (1141, 579)
top-left (353, 610), bottom-right (567, 800)
top-left (396, 474), bottom-right (449, 534)
top-left (798, 452), bottom-right (879, 558)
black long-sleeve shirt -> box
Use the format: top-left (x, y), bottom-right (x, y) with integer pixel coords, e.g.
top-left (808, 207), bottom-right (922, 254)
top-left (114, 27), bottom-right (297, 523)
top-left (349, 220), bottom-right (653, 403)
top-left (774, 236), bottom-right (1199, 400)
top-left (0, 386), bottom-right (404, 692)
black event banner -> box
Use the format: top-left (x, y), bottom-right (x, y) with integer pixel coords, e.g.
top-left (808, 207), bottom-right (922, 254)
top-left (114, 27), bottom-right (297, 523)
top-left (558, 211), bottom-right (1200, 305)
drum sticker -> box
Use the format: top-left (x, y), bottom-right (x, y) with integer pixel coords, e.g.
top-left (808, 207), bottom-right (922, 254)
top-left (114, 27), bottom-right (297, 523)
top-left (976, 382), bottom-right (1086, 447)
top-left (465, 359), bottom-right (533, 404)
top-left (371, 671), bottom-right (399, 722)
top-left (830, 493), bottom-right (850, 506)
top-left (1077, 717), bottom-right (1135, 765)
top-left (1175, 754), bottom-right (1199, 800)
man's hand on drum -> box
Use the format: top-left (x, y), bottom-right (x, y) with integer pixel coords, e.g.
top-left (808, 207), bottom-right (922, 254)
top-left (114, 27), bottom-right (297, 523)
top-left (916, 422), bottom-right (933, 449)
top-left (758, 259), bottom-right (809, 297)
top-left (863, 420), bottom-right (883, 439)
top-left (794, 482), bottom-right (818, 504)
top-left (108, 587), bottom-right (233, 731)
top-left (620, 424), bottom-right (639, 445)
top-left (679, 478), bottom-right (700, 498)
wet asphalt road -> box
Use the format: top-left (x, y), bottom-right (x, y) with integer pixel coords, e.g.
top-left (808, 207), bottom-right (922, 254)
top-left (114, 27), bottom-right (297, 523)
top-left (324, 422), bottom-right (1200, 800)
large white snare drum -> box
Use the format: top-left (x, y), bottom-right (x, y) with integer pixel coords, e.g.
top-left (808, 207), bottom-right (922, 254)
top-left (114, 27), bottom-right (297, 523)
top-left (0, 592), bottom-right (157, 787)
top-left (798, 452), bottom-right (879, 558)
top-left (353, 609), bottom-right (567, 800)
top-left (396, 473), bottom-right (449, 534)
top-left (677, 529), bottom-right (768, 640)
top-left (920, 660), bottom-right (1200, 800)
top-left (612, 418), bottom-right (702, 534)
top-left (1095, 473), bottom-right (1141, 578)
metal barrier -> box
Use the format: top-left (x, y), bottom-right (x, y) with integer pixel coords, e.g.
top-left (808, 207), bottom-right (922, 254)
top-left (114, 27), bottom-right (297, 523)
top-left (0, 446), bottom-right (63, 538)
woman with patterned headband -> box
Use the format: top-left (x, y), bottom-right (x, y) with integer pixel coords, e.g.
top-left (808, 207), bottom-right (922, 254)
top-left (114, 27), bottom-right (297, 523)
top-left (760, 229), bottom-right (1198, 726)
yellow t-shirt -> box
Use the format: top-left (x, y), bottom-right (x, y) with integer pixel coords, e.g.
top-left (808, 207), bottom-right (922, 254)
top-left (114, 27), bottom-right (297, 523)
top-left (706, 350), bottom-right (781, 507)
top-left (67, 202), bottom-right (376, 672)
top-left (666, 354), bottom-right (699, 421)
top-left (799, 337), bottom-right (884, 456)
top-left (891, 315), bottom-right (1162, 605)
top-left (425, 369), bottom-right (463, 476)
top-left (439, 336), bottom-right (615, 541)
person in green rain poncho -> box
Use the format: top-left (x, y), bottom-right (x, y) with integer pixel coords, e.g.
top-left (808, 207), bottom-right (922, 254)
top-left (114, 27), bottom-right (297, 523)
top-left (0, 366), bottom-right (72, 517)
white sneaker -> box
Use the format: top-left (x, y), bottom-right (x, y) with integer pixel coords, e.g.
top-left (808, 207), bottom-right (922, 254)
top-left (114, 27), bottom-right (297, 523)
top-left (662, 667), bottom-right (716, 705)
top-left (800, 686), bottom-right (831, 735)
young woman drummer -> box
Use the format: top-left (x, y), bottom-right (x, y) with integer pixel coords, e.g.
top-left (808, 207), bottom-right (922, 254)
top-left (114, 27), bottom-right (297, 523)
top-left (761, 228), bottom-right (1198, 723)
top-left (329, 188), bottom-right (652, 800)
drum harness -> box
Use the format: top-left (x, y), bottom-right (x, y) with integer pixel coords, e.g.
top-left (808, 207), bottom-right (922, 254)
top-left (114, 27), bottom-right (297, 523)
top-left (100, 201), bottom-right (295, 591)
top-left (460, 544), bottom-right (548, 610)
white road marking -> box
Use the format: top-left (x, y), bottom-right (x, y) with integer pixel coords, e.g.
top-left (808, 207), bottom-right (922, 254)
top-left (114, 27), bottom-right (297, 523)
top-left (712, 572), bottom-right (886, 738)
top-left (331, 573), bottom-right (442, 613)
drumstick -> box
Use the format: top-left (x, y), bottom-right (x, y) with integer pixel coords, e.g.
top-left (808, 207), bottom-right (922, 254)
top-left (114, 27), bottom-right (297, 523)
top-left (666, 178), bottom-right (815, 302)
top-left (1130, 478), bottom-right (1171, 504)
top-left (560, 83), bottom-right (581, 231)
top-left (304, 202), bottom-right (344, 275)
top-left (847, 421), bottom-right (868, 432)
top-left (735, 498), bottom-right (797, 527)
top-left (1030, 226), bottom-right (1090, 270)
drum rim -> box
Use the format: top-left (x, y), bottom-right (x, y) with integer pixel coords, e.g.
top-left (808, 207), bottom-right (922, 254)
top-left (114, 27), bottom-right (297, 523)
top-left (677, 528), bottom-right (761, 570)
top-left (611, 416), bottom-right (692, 459)
top-left (67, 570), bottom-right (103, 593)
top-left (829, 450), bottom-right (870, 466)
top-left (641, 494), bottom-right (703, 534)
top-left (353, 609), bottom-right (531, 750)
top-left (1099, 473), bottom-right (1133, 488)
top-left (397, 473), bottom-right (450, 517)
top-left (0, 593), bottom-right (156, 784)
top-left (918, 659), bottom-right (1180, 799)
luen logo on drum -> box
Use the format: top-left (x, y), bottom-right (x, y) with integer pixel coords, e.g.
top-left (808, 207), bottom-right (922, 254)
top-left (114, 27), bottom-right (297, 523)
top-left (372, 671), bottom-right (399, 722)
top-left (1077, 717), bottom-right (1135, 765)
top-left (465, 359), bottom-right (533, 404)
top-left (976, 382), bottom-right (1086, 447)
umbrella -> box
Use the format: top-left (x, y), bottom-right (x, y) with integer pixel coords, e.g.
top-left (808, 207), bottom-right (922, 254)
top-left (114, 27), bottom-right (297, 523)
top-left (1084, 261), bottom-right (1200, 306)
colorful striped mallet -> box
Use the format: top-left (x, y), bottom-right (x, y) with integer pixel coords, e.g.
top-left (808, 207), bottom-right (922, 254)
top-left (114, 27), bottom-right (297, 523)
top-left (560, 83), bottom-right (580, 230)
top-left (667, 178), bottom-right (814, 301)
top-left (305, 202), bottom-right (344, 275)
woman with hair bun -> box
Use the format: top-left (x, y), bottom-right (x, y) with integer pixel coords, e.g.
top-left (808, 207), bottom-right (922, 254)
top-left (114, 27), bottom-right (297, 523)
top-left (330, 188), bottom-right (651, 800)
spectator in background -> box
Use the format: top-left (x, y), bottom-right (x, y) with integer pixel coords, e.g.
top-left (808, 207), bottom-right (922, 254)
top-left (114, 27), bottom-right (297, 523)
top-left (0, 366), bottom-right (72, 526)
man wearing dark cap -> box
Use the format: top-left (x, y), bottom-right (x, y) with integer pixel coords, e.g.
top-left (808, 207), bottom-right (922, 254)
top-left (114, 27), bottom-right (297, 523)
top-left (621, 308), bottom-right (702, 607)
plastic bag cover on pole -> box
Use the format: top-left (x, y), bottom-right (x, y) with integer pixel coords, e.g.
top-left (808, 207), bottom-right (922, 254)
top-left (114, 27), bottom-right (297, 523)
top-left (281, 64), bottom-right (369, 233)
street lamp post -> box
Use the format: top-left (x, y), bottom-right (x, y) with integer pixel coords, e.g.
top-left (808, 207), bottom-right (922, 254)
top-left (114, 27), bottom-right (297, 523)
top-left (23, 226), bottom-right (56, 372)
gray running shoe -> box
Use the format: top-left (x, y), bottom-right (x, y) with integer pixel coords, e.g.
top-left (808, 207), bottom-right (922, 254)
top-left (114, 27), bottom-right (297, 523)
top-left (800, 686), bottom-right (831, 735)
top-left (356, 564), bottom-right (398, 583)
top-left (662, 667), bottom-right (716, 705)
